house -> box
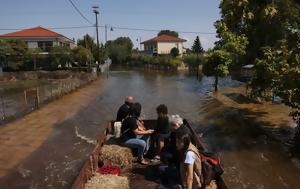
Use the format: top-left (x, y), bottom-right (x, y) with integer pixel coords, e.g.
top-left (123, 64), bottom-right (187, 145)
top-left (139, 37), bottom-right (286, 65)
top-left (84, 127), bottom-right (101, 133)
top-left (0, 26), bottom-right (76, 53)
top-left (141, 35), bottom-right (187, 55)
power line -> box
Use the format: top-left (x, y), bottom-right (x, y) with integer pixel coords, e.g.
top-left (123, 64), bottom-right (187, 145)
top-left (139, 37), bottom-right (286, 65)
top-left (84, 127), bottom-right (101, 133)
top-left (0, 26), bottom-right (94, 30)
top-left (110, 26), bottom-right (216, 35)
top-left (67, 0), bottom-right (93, 24)
top-left (0, 25), bottom-right (216, 35)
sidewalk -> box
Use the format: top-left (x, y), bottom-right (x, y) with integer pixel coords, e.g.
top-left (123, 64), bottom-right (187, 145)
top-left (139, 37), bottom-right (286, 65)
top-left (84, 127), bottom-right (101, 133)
top-left (0, 78), bottom-right (104, 178)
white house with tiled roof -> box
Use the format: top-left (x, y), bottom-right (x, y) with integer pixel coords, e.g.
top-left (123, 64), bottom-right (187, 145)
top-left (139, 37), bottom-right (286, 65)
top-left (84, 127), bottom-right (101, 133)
top-left (141, 35), bottom-right (187, 55)
top-left (0, 26), bottom-right (76, 52)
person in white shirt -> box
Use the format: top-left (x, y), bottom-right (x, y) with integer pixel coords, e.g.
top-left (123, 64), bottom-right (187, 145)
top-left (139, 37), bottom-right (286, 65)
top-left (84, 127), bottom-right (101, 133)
top-left (176, 132), bottom-right (202, 189)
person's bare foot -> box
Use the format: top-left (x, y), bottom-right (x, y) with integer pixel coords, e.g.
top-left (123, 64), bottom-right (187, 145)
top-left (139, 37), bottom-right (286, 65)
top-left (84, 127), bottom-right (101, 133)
top-left (138, 159), bottom-right (150, 165)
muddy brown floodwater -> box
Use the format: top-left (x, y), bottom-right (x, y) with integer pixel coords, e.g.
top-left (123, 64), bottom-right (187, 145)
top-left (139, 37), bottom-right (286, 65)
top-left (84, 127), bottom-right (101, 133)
top-left (0, 68), bottom-right (300, 189)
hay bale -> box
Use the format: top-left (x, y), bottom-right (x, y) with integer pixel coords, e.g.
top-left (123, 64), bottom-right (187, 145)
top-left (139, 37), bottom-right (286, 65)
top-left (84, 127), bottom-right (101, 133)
top-left (101, 144), bottom-right (134, 168)
top-left (85, 174), bottom-right (129, 189)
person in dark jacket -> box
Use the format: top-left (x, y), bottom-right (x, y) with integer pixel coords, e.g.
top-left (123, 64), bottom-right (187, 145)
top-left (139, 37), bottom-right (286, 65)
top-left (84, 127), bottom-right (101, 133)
top-left (158, 115), bottom-right (193, 186)
top-left (167, 115), bottom-right (194, 165)
top-left (121, 102), bottom-right (154, 165)
top-left (116, 96), bottom-right (134, 122)
top-left (154, 104), bottom-right (170, 160)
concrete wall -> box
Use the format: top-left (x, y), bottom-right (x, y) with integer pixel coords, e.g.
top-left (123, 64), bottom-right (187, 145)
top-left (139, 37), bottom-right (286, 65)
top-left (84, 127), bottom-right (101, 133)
top-left (157, 42), bottom-right (184, 55)
top-left (27, 42), bottom-right (38, 49)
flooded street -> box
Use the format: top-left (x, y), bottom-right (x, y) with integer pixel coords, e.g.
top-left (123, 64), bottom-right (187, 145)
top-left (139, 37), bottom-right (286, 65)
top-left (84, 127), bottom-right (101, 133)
top-left (0, 69), bottom-right (300, 189)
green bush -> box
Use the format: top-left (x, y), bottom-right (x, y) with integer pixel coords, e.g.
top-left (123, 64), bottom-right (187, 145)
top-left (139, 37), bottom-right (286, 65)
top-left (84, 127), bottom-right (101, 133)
top-left (129, 53), bottom-right (182, 68)
top-left (183, 54), bottom-right (204, 67)
top-left (169, 58), bottom-right (182, 67)
top-left (170, 47), bottom-right (179, 57)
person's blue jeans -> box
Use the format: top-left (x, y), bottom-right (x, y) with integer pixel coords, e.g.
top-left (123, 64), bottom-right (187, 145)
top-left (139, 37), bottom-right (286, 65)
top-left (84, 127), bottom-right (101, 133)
top-left (124, 135), bottom-right (150, 159)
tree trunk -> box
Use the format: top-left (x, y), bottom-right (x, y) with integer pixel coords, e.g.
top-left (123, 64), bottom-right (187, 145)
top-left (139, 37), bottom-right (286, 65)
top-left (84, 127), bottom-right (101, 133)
top-left (34, 59), bottom-right (37, 70)
top-left (214, 75), bottom-right (219, 92)
top-left (295, 124), bottom-right (300, 145)
top-left (291, 124), bottom-right (300, 157)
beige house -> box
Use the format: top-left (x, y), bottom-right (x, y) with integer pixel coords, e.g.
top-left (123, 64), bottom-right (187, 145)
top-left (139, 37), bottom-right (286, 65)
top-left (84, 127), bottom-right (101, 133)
top-left (0, 26), bottom-right (76, 53)
top-left (141, 35), bottom-right (187, 55)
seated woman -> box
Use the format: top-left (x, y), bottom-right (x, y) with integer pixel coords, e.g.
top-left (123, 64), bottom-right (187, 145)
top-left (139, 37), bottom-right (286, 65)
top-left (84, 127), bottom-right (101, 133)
top-left (176, 132), bottom-right (202, 189)
top-left (154, 104), bottom-right (170, 160)
top-left (121, 102), bottom-right (154, 165)
top-left (136, 116), bottom-right (147, 132)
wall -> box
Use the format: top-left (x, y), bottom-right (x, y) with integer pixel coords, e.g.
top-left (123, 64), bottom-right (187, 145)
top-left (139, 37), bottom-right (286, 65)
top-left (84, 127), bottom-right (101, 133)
top-left (157, 42), bottom-right (184, 55)
top-left (27, 41), bottom-right (38, 49)
top-left (0, 71), bottom-right (98, 124)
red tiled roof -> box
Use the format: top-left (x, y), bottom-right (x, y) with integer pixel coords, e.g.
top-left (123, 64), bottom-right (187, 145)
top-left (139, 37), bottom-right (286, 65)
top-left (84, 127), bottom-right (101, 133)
top-left (0, 26), bottom-right (64, 38)
top-left (141, 35), bottom-right (187, 44)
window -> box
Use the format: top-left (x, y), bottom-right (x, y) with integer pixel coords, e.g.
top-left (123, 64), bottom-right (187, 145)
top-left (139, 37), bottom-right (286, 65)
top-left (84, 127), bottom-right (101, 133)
top-left (38, 41), bottom-right (53, 52)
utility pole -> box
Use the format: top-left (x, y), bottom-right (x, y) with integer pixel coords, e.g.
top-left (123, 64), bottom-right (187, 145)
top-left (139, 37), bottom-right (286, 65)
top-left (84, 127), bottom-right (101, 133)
top-left (105, 24), bottom-right (108, 44)
top-left (139, 37), bottom-right (142, 51)
top-left (93, 6), bottom-right (100, 63)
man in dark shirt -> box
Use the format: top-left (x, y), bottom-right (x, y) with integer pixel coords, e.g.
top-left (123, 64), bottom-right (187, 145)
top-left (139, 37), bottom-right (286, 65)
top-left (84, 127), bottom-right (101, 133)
top-left (116, 96), bottom-right (134, 122)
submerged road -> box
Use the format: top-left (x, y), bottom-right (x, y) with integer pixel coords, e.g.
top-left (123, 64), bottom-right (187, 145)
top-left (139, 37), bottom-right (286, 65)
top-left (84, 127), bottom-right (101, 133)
top-left (0, 69), bottom-right (299, 189)
top-left (0, 78), bottom-right (107, 188)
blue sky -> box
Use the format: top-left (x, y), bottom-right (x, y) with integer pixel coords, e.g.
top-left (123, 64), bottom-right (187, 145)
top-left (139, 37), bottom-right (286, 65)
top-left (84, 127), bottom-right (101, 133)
top-left (0, 0), bottom-right (221, 49)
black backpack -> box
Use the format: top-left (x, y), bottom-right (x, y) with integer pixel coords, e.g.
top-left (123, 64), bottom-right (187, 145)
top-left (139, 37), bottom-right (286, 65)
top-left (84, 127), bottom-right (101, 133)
top-left (199, 151), bottom-right (224, 185)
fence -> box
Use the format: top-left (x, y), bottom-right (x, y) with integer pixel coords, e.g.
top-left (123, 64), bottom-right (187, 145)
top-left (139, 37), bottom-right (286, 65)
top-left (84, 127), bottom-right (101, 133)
top-left (0, 72), bottom-right (97, 124)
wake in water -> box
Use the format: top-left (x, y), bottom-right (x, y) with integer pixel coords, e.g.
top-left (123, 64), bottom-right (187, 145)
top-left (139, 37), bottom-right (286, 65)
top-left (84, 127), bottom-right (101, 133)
top-left (75, 126), bottom-right (97, 145)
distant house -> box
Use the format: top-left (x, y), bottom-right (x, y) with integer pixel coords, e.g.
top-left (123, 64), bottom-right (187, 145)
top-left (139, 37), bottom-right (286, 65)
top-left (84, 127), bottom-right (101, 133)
top-left (0, 26), bottom-right (76, 53)
top-left (141, 35), bottom-right (187, 55)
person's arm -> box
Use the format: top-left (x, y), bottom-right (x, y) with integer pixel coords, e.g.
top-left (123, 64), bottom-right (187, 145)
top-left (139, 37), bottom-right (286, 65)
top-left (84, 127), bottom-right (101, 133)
top-left (182, 151), bottom-right (196, 189)
top-left (133, 128), bottom-right (154, 135)
top-left (137, 119), bottom-right (146, 131)
top-left (180, 163), bottom-right (186, 188)
top-left (185, 164), bottom-right (194, 189)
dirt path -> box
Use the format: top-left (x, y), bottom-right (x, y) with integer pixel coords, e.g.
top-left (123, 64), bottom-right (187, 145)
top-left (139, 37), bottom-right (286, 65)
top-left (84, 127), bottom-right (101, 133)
top-left (215, 85), bottom-right (294, 130)
top-left (0, 78), bottom-right (105, 178)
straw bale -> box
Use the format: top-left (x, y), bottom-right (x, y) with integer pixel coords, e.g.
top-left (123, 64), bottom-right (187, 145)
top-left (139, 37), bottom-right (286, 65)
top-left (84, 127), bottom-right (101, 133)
top-left (101, 144), bottom-right (134, 168)
top-left (85, 174), bottom-right (129, 189)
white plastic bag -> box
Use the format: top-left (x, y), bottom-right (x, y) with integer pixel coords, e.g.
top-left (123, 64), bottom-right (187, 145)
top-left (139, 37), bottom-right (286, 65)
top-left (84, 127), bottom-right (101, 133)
top-left (114, 122), bottom-right (122, 138)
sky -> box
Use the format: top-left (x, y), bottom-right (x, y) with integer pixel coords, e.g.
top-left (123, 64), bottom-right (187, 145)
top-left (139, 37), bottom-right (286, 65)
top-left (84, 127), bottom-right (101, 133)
top-left (0, 0), bottom-right (221, 50)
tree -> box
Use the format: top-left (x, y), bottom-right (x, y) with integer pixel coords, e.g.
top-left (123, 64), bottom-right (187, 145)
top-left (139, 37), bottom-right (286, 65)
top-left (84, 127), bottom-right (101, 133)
top-left (77, 34), bottom-right (98, 62)
top-left (158, 30), bottom-right (179, 37)
top-left (170, 47), bottom-right (179, 57)
top-left (113, 37), bottom-right (134, 50)
top-left (72, 46), bottom-right (93, 67)
top-left (25, 48), bottom-right (45, 70)
top-left (203, 50), bottom-right (231, 92)
top-left (192, 36), bottom-right (204, 54)
top-left (202, 21), bottom-right (248, 91)
top-left (105, 37), bottom-right (133, 64)
top-left (0, 39), bottom-right (28, 70)
top-left (250, 41), bottom-right (300, 148)
top-left (0, 39), bottom-right (11, 68)
top-left (48, 46), bottom-right (72, 69)
top-left (214, 21), bottom-right (248, 68)
top-left (219, 0), bottom-right (300, 66)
